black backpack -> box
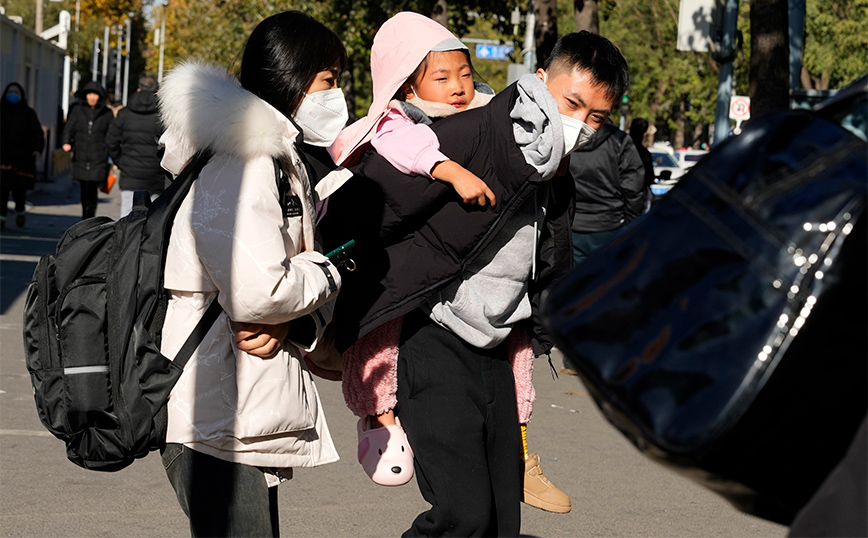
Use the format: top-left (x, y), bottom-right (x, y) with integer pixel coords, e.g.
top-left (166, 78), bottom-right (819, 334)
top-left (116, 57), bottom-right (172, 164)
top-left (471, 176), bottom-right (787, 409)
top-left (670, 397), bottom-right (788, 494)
top-left (22, 150), bottom-right (222, 471)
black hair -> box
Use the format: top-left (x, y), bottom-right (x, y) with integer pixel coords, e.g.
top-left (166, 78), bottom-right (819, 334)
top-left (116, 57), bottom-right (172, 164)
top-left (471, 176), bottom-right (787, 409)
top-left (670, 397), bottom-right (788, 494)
top-left (239, 11), bottom-right (347, 117)
top-left (2, 82), bottom-right (26, 101)
top-left (543, 31), bottom-right (630, 105)
top-left (629, 118), bottom-right (649, 141)
top-left (138, 75), bottom-right (159, 93)
top-left (393, 49), bottom-right (477, 101)
top-left (75, 80), bottom-right (107, 101)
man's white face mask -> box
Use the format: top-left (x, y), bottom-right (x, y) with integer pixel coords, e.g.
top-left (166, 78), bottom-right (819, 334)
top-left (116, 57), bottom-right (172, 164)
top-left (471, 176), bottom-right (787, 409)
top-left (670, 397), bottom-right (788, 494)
top-left (561, 114), bottom-right (596, 155)
top-left (293, 88), bottom-right (349, 147)
top-left (540, 70), bottom-right (597, 155)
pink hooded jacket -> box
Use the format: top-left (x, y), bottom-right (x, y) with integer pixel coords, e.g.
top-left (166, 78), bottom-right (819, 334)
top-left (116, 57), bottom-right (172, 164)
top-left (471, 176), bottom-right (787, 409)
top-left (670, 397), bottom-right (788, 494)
top-left (328, 12), bottom-right (463, 167)
top-left (330, 12), bottom-right (537, 425)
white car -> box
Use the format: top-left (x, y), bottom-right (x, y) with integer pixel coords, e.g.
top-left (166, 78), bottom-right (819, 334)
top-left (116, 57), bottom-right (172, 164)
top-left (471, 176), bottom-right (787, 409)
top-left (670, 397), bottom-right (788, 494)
top-left (649, 146), bottom-right (685, 196)
top-left (675, 148), bottom-right (709, 170)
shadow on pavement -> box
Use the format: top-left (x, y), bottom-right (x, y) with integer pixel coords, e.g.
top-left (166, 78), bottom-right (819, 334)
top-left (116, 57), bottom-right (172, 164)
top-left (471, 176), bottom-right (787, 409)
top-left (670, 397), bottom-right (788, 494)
top-left (0, 258), bottom-right (36, 314)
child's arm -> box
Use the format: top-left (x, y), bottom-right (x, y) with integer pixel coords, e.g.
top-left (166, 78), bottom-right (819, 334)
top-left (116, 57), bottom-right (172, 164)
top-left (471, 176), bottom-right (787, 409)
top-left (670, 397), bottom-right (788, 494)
top-left (431, 160), bottom-right (496, 207)
top-left (371, 112), bottom-right (446, 178)
top-left (372, 111), bottom-right (495, 206)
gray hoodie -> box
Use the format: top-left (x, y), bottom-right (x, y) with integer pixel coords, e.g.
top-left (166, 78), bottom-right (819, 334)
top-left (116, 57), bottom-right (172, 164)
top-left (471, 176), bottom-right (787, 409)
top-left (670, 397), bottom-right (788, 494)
top-left (427, 75), bottom-right (562, 348)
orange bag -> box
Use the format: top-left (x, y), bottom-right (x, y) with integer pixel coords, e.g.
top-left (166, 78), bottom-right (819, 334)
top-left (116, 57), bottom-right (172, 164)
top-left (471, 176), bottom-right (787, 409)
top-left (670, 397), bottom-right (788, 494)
top-left (101, 165), bottom-right (119, 194)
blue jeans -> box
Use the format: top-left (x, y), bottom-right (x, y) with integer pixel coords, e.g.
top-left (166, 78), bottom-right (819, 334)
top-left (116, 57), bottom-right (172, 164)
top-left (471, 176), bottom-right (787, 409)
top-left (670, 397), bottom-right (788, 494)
top-left (161, 443), bottom-right (280, 537)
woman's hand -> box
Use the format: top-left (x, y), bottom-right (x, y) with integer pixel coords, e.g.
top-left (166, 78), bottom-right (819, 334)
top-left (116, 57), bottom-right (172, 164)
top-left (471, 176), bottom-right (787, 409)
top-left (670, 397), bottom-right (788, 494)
top-left (231, 321), bottom-right (291, 359)
top-left (62, 143), bottom-right (72, 152)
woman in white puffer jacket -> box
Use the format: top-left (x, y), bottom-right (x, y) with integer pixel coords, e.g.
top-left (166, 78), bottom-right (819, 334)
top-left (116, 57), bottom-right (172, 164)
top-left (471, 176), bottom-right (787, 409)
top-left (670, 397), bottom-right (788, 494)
top-left (156, 11), bottom-right (352, 536)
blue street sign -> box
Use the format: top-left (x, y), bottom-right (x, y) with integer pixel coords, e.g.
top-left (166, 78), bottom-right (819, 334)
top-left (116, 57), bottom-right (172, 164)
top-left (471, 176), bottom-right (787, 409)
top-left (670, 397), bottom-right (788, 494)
top-left (475, 44), bottom-right (514, 61)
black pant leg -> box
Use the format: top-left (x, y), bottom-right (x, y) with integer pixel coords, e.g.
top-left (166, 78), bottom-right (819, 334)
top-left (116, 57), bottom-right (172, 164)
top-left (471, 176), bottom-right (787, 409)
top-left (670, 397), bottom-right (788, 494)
top-left (79, 180), bottom-right (99, 219)
top-left (11, 185), bottom-right (27, 213)
top-left (397, 313), bottom-right (521, 537)
top-left (0, 184), bottom-right (9, 217)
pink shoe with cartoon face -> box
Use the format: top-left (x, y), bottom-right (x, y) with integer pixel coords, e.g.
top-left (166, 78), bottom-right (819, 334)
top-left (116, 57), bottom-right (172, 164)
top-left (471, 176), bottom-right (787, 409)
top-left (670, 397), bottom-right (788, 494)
top-left (357, 416), bottom-right (414, 486)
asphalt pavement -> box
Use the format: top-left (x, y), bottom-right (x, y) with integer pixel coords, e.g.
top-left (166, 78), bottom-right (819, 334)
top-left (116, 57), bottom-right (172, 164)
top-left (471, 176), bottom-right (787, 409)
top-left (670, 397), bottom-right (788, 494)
top-left (0, 177), bottom-right (788, 537)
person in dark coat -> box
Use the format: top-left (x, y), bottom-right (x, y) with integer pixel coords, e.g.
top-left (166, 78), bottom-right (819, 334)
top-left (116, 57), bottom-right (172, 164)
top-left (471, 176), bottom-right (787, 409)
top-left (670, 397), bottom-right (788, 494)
top-left (61, 81), bottom-right (112, 219)
top-left (106, 75), bottom-right (166, 217)
top-left (569, 120), bottom-right (646, 266)
top-left (0, 82), bottom-right (45, 229)
top-left (320, 31), bottom-right (630, 536)
top-left (629, 117), bottom-right (655, 190)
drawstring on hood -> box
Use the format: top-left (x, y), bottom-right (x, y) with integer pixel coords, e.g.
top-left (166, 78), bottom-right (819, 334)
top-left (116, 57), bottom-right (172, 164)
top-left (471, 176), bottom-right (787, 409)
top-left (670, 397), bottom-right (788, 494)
top-left (511, 74), bottom-right (564, 181)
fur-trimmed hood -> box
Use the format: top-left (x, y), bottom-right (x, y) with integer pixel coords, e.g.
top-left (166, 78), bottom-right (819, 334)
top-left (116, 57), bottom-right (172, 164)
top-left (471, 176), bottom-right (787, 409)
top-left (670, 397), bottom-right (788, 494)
top-left (158, 62), bottom-right (299, 175)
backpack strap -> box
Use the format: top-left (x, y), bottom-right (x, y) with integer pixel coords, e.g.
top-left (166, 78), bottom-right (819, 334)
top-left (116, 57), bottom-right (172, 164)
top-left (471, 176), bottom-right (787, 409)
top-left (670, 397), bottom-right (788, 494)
top-left (170, 298), bottom-right (223, 369)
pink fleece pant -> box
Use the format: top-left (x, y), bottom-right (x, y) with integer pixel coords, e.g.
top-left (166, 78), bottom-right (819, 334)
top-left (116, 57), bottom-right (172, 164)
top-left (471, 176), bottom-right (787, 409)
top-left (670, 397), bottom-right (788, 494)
top-left (341, 317), bottom-right (536, 423)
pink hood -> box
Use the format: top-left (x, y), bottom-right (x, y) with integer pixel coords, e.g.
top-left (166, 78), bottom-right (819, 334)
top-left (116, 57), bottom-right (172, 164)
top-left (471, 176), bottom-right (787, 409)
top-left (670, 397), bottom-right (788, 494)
top-left (329, 12), bottom-right (464, 165)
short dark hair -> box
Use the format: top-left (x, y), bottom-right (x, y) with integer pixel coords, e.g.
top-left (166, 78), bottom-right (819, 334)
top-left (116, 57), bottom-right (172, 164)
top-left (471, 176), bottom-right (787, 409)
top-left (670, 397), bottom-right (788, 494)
top-left (239, 11), bottom-right (347, 117)
top-left (629, 118), bottom-right (648, 139)
top-left (138, 75), bottom-right (159, 93)
top-left (543, 31), bottom-right (630, 105)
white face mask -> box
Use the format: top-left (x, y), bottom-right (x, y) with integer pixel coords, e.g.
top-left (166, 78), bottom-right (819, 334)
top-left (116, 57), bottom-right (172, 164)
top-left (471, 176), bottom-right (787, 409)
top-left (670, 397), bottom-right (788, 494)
top-left (561, 114), bottom-right (596, 155)
top-left (292, 88), bottom-right (349, 147)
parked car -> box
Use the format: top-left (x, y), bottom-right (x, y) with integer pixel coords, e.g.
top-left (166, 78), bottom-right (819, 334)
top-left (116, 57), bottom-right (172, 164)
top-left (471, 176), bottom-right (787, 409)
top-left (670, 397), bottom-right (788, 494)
top-left (675, 148), bottom-right (709, 170)
top-left (649, 144), bottom-right (685, 197)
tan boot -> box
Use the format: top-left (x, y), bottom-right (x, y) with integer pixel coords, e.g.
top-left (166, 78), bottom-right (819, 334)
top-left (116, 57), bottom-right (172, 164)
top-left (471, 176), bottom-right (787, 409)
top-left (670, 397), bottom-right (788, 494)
top-left (523, 453), bottom-right (572, 513)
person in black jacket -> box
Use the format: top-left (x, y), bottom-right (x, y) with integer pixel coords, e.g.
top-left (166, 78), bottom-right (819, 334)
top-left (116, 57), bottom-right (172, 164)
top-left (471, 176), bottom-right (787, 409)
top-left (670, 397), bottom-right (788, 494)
top-left (629, 118), bottom-right (654, 188)
top-left (106, 75), bottom-right (166, 217)
top-left (321, 31), bottom-right (630, 536)
top-left (630, 117), bottom-right (655, 211)
top-left (0, 82), bottom-right (45, 230)
top-left (61, 81), bottom-right (112, 219)
top-left (569, 119), bottom-right (646, 265)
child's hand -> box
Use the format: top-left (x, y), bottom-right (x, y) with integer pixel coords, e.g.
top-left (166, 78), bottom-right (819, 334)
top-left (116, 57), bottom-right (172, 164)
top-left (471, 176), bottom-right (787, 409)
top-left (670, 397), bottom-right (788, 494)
top-left (432, 160), bottom-right (496, 207)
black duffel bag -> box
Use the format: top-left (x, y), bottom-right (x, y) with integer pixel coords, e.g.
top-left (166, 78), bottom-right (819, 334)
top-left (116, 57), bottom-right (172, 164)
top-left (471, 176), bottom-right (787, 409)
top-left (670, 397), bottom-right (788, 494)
top-left (542, 86), bottom-right (867, 525)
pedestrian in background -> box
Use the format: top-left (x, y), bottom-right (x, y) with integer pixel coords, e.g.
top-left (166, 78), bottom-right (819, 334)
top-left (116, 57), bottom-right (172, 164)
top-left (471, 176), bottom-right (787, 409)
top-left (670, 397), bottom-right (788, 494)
top-left (569, 120), bottom-right (646, 266)
top-left (61, 81), bottom-right (112, 219)
top-left (106, 74), bottom-right (166, 218)
top-left (0, 82), bottom-right (45, 230)
top-left (629, 117), bottom-right (655, 200)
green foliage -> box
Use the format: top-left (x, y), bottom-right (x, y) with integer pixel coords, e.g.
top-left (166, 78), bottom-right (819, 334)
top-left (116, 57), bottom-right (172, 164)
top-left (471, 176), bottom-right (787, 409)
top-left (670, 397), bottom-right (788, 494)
top-left (557, 0), bottom-right (750, 146)
top-left (802, 0), bottom-right (868, 89)
top-left (153, 0), bottom-right (522, 117)
top-left (312, 1), bottom-right (522, 118)
top-left (11, 0), bottom-right (863, 139)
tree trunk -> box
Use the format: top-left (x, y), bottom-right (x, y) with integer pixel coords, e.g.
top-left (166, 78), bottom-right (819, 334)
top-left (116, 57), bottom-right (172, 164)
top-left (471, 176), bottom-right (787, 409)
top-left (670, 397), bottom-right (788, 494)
top-left (342, 55), bottom-right (357, 124)
top-left (674, 99), bottom-right (686, 149)
top-left (800, 65), bottom-right (814, 90)
top-left (430, 0), bottom-right (448, 28)
top-left (749, 0), bottom-right (790, 116)
top-left (692, 123), bottom-right (706, 148)
top-left (574, 0), bottom-right (599, 34)
top-left (534, 0), bottom-right (558, 68)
